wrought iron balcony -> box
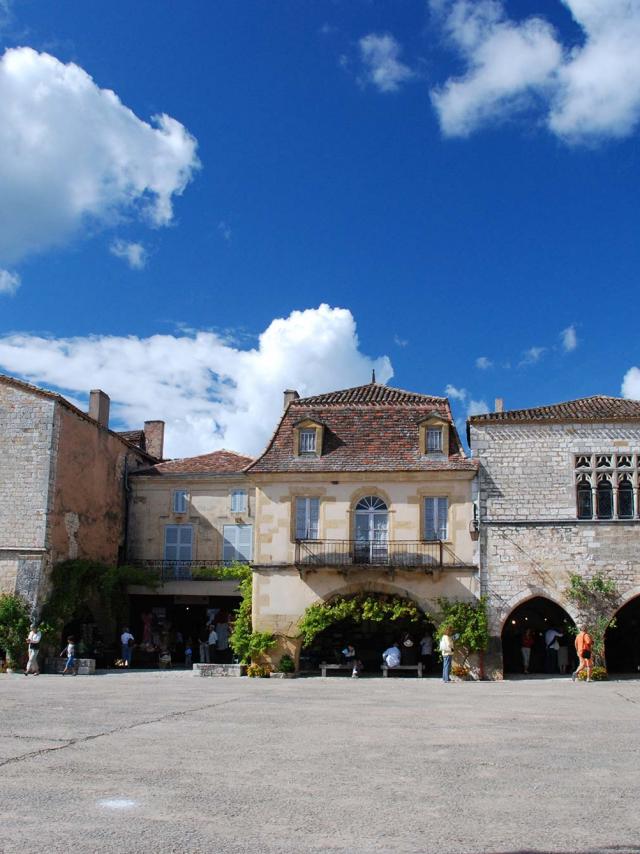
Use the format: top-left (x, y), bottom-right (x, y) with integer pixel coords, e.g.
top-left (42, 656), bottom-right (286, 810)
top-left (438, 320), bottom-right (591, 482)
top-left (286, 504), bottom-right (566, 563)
top-left (294, 539), bottom-right (470, 569)
top-left (130, 559), bottom-right (249, 582)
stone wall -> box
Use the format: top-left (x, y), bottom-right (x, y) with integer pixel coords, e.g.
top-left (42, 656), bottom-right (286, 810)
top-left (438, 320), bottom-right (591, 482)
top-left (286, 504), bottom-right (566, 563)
top-left (470, 420), bottom-right (640, 671)
top-left (0, 384), bottom-right (55, 555)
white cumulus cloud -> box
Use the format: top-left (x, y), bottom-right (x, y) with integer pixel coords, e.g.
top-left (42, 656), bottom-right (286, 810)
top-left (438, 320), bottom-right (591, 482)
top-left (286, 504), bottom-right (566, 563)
top-left (0, 47), bottom-right (199, 268)
top-left (475, 356), bottom-right (493, 370)
top-left (0, 305), bottom-right (393, 459)
top-left (0, 268), bottom-right (20, 295)
top-left (561, 324), bottom-right (578, 352)
top-left (467, 398), bottom-right (489, 417)
top-left (358, 33), bottom-right (414, 93)
top-left (110, 240), bottom-right (147, 270)
top-left (622, 367), bottom-right (640, 400)
top-left (520, 345), bottom-right (547, 366)
top-left (445, 384), bottom-right (467, 401)
top-left (431, 0), bottom-right (640, 142)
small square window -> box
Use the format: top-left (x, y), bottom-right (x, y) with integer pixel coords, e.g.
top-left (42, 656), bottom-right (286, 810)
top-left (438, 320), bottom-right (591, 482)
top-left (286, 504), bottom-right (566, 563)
top-left (426, 428), bottom-right (443, 453)
top-left (231, 490), bottom-right (247, 513)
top-left (299, 429), bottom-right (317, 454)
top-left (173, 490), bottom-right (188, 514)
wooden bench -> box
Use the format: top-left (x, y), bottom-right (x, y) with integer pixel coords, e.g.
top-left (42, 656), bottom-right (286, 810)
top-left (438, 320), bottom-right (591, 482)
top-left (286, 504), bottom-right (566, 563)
top-left (319, 663), bottom-right (355, 677)
top-left (381, 663), bottom-right (423, 678)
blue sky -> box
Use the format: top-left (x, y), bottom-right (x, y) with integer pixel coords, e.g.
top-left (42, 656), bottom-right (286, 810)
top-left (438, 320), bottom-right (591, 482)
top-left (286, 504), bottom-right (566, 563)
top-left (1, 0), bottom-right (640, 456)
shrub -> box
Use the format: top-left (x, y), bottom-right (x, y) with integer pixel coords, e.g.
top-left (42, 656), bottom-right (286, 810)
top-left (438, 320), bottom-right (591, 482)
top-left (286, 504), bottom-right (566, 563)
top-left (565, 572), bottom-right (620, 668)
top-left (226, 564), bottom-right (275, 664)
top-left (298, 594), bottom-right (423, 646)
top-left (277, 654), bottom-right (295, 673)
top-left (246, 662), bottom-right (271, 678)
top-left (435, 597), bottom-right (489, 666)
top-left (0, 594), bottom-right (31, 668)
top-left (577, 665), bottom-right (608, 681)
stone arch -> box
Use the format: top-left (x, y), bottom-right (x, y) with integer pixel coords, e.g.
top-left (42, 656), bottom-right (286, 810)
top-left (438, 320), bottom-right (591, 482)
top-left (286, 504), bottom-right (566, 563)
top-left (494, 587), bottom-right (580, 634)
top-left (500, 592), bottom-right (578, 677)
top-left (319, 578), bottom-right (441, 623)
top-left (605, 587), bottom-right (640, 673)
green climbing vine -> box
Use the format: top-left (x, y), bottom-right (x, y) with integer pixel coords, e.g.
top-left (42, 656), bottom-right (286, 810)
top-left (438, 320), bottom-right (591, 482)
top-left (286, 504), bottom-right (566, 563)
top-left (434, 597), bottom-right (489, 665)
top-left (565, 572), bottom-right (620, 668)
top-left (223, 564), bottom-right (275, 664)
top-left (298, 593), bottom-right (424, 647)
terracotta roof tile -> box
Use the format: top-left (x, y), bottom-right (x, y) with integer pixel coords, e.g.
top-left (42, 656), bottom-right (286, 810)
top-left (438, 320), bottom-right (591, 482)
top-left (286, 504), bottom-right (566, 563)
top-left (134, 449), bottom-right (253, 476)
top-left (249, 383), bottom-right (476, 473)
top-left (468, 395), bottom-right (640, 425)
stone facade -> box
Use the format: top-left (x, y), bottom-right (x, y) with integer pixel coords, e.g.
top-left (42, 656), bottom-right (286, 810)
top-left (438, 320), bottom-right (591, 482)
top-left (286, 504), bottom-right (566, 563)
top-left (469, 417), bottom-right (640, 675)
top-left (0, 375), bottom-right (156, 613)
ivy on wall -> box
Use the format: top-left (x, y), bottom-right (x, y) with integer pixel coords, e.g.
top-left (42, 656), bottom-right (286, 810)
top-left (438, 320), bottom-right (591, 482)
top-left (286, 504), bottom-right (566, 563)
top-left (565, 572), bottom-right (620, 668)
top-left (224, 564), bottom-right (275, 664)
top-left (434, 597), bottom-right (490, 664)
top-left (298, 594), bottom-right (424, 647)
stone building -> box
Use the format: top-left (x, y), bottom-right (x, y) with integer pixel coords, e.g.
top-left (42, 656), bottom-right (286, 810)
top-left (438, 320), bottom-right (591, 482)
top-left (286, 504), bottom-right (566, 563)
top-left (468, 396), bottom-right (640, 677)
top-left (247, 381), bottom-right (479, 669)
top-left (126, 449), bottom-right (254, 654)
top-left (0, 374), bottom-right (161, 613)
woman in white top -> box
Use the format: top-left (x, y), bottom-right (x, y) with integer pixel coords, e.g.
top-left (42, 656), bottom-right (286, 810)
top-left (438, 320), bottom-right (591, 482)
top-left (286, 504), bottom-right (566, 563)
top-left (439, 628), bottom-right (454, 682)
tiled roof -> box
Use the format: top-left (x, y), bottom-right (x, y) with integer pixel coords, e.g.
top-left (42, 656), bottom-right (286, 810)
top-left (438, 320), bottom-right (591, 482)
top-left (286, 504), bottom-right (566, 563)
top-left (133, 449), bottom-right (253, 476)
top-left (117, 429), bottom-right (146, 449)
top-left (249, 383), bottom-right (476, 473)
top-left (297, 382), bottom-right (448, 407)
top-left (468, 395), bottom-right (640, 425)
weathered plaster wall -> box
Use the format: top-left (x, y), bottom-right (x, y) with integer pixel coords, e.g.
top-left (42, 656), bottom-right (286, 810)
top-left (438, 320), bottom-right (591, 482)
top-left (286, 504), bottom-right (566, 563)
top-left (0, 384), bottom-right (56, 599)
top-left (470, 421), bottom-right (640, 639)
top-left (128, 475), bottom-right (255, 561)
top-left (252, 471), bottom-right (477, 567)
top-left (49, 405), bottom-right (148, 567)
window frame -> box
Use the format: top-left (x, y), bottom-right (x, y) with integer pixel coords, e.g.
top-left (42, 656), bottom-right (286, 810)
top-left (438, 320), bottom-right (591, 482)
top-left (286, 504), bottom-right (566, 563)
top-left (164, 524), bottom-right (193, 562)
top-left (172, 489), bottom-right (188, 514)
top-left (230, 489), bottom-right (248, 514)
top-left (424, 496), bottom-right (449, 541)
top-left (426, 427), bottom-right (443, 453)
top-left (222, 524), bottom-right (253, 562)
top-left (295, 497), bottom-right (320, 540)
top-left (298, 428), bottom-right (317, 454)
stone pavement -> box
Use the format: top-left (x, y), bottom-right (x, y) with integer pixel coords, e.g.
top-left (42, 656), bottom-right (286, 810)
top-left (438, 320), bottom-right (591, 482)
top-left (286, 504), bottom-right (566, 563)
top-left (1, 672), bottom-right (639, 854)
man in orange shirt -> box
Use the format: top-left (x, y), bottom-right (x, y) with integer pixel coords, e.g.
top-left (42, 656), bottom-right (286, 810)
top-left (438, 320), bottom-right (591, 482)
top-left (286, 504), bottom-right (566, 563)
top-left (572, 625), bottom-right (593, 682)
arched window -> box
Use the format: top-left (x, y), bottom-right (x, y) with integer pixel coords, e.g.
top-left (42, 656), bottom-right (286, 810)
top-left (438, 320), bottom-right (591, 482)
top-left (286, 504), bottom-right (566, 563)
top-left (354, 496), bottom-right (388, 564)
top-left (618, 476), bottom-right (634, 519)
top-left (576, 475), bottom-right (593, 520)
top-left (596, 475), bottom-right (613, 519)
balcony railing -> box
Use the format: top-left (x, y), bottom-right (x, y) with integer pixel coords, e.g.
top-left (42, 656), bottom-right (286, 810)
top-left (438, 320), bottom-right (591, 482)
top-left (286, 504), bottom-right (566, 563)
top-left (130, 560), bottom-right (249, 582)
top-left (294, 539), bottom-right (470, 569)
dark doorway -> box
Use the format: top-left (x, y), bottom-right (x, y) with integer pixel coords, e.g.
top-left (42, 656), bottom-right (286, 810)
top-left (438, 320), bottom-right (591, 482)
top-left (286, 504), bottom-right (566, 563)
top-left (501, 597), bottom-right (577, 676)
top-left (301, 611), bottom-right (436, 676)
top-left (605, 596), bottom-right (640, 673)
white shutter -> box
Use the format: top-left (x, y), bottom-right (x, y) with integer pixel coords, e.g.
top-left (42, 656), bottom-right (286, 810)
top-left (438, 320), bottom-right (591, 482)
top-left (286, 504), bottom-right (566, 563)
top-left (177, 525), bottom-right (193, 560)
top-left (231, 490), bottom-right (247, 513)
top-left (295, 499), bottom-right (307, 539)
top-left (437, 498), bottom-right (448, 540)
top-left (223, 525), bottom-right (253, 561)
top-left (173, 490), bottom-right (188, 513)
top-left (308, 498), bottom-right (320, 539)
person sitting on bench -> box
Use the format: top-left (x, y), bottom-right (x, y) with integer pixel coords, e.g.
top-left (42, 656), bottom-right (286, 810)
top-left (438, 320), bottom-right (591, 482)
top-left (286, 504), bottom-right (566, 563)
top-left (342, 643), bottom-right (363, 678)
top-left (382, 642), bottom-right (401, 670)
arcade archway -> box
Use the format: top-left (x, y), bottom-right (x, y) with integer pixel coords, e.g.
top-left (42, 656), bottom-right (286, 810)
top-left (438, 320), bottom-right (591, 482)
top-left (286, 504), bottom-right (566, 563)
top-left (501, 596), bottom-right (577, 676)
top-left (605, 595), bottom-right (640, 673)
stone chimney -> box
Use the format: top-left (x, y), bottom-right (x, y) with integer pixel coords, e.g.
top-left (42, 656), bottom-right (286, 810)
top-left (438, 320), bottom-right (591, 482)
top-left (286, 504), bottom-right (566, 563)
top-left (89, 389), bottom-right (110, 428)
top-left (144, 421), bottom-right (165, 459)
top-left (494, 397), bottom-right (504, 413)
top-left (283, 389), bottom-right (299, 410)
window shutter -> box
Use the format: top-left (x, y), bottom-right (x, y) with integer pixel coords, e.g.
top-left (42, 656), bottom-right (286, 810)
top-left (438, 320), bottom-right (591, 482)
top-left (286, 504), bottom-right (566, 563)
top-left (425, 498), bottom-right (436, 540)
top-left (295, 498), bottom-right (307, 539)
top-left (223, 525), bottom-right (252, 561)
top-left (437, 498), bottom-right (448, 540)
top-left (237, 525), bottom-right (253, 561)
top-left (308, 498), bottom-right (319, 539)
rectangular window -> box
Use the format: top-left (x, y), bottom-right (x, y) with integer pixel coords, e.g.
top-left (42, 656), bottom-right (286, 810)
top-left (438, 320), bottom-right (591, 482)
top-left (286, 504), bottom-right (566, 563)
top-left (230, 489), bottom-right (248, 513)
top-left (223, 524), bottom-right (253, 562)
top-left (173, 490), bottom-right (188, 514)
top-left (299, 429), bottom-right (317, 454)
top-left (426, 428), bottom-right (443, 453)
top-left (295, 497), bottom-right (320, 539)
top-left (424, 497), bottom-right (448, 540)
top-left (164, 525), bottom-right (193, 561)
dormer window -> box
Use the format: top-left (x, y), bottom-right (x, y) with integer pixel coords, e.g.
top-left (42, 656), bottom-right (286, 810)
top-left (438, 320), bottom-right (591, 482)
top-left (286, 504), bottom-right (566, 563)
top-left (299, 429), bottom-right (317, 454)
top-left (426, 427), bottom-right (443, 453)
top-left (419, 414), bottom-right (449, 457)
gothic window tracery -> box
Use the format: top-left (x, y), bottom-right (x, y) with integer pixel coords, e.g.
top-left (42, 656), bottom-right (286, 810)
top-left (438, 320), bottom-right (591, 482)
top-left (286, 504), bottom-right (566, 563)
top-left (574, 453), bottom-right (639, 521)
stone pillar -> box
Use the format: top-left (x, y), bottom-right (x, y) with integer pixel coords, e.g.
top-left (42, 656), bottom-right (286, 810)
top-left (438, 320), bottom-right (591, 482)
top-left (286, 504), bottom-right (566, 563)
top-left (143, 421), bottom-right (165, 459)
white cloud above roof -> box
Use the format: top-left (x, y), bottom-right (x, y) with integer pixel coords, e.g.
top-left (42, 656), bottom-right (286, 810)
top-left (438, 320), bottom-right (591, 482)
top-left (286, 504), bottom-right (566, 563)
top-left (0, 47), bottom-right (199, 267)
top-left (0, 304), bottom-right (393, 458)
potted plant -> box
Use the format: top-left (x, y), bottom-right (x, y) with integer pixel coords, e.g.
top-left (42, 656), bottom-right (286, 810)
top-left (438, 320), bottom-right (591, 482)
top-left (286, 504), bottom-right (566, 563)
top-left (271, 653), bottom-right (297, 679)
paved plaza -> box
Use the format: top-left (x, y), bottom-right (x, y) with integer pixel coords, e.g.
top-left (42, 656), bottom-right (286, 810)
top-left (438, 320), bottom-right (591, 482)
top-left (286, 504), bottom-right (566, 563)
top-left (1, 672), bottom-right (640, 854)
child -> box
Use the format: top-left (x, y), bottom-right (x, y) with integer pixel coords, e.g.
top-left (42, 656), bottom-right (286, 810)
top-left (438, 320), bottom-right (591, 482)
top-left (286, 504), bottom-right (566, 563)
top-left (60, 636), bottom-right (77, 675)
top-left (184, 640), bottom-right (193, 668)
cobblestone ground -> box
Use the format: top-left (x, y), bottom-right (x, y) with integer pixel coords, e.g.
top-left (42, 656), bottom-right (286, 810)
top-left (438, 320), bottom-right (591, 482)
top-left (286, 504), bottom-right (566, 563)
top-left (1, 672), bottom-right (639, 854)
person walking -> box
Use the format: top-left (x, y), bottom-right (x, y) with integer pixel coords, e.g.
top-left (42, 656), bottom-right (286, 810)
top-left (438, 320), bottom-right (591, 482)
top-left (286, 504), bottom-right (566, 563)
top-left (208, 624), bottom-right (218, 663)
top-left (121, 627), bottom-right (134, 668)
top-left (198, 626), bottom-right (209, 663)
top-left (24, 623), bottom-right (41, 676)
top-left (419, 632), bottom-right (433, 674)
top-left (439, 627), bottom-right (454, 682)
top-left (544, 626), bottom-right (563, 674)
top-left (60, 636), bottom-right (77, 675)
top-left (521, 628), bottom-right (535, 674)
top-left (572, 626), bottom-right (594, 682)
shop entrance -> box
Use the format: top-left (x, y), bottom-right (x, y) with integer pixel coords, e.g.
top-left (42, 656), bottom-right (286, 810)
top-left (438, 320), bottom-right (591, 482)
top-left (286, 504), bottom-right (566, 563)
top-left (128, 594), bottom-right (241, 668)
top-left (501, 597), bottom-right (577, 676)
top-left (605, 596), bottom-right (640, 673)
